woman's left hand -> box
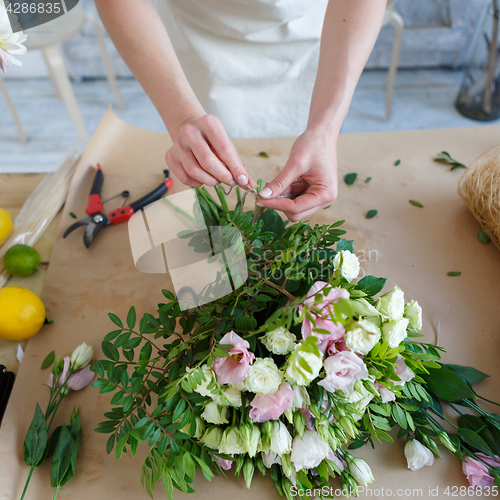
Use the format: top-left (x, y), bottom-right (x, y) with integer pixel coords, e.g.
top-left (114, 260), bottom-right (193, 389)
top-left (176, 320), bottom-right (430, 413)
top-left (255, 128), bottom-right (339, 222)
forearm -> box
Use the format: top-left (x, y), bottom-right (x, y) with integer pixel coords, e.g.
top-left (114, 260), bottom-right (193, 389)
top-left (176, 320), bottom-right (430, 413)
top-left (308, 0), bottom-right (387, 134)
top-left (94, 0), bottom-right (204, 138)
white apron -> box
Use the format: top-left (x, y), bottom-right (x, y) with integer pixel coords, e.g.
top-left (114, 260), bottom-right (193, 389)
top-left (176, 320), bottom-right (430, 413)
top-left (157, 0), bottom-right (329, 137)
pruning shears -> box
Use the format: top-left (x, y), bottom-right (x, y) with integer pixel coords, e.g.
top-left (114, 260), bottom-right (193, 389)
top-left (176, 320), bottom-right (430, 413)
top-left (63, 164), bottom-right (174, 248)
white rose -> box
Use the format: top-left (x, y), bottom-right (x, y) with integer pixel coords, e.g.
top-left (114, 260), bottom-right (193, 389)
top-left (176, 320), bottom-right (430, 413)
top-left (347, 456), bottom-right (374, 486)
top-left (345, 381), bottom-right (374, 420)
top-left (290, 430), bottom-right (330, 471)
top-left (181, 416), bottom-right (205, 439)
top-left (245, 358), bottom-right (283, 395)
top-left (333, 250), bottom-right (360, 282)
top-left (382, 317), bottom-right (409, 348)
top-left (261, 451), bottom-right (281, 468)
top-left (404, 439), bottom-right (434, 471)
top-left (201, 401), bottom-right (229, 425)
top-left (404, 300), bottom-right (422, 332)
top-left (222, 386), bottom-right (242, 407)
top-left (291, 385), bottom-right (311, 411)
top-left (270, 421), bottom-right (293, 456)
top-left (219, 428), bottom-right (245, 455)
top-left (376, 286), bottom-right (404, 320)
top-left (351, 298), bottom-right (381, 319)
top-left (261, 327), bottom-right (297, 355)
top-left (344, 319), bottom-right (381, 355)
top-left (199, 426), bottom-right (223, 449)
top-left (285, 345), bottom-right (323, 386)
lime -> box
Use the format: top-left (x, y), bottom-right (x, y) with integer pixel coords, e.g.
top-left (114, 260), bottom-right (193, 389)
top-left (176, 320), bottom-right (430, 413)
top-left (0, 208), bottom-right (12, 245)
top-left (3, 244), bottom-right (41, 277)
top-left (0, 286), bottom-right (46, 341)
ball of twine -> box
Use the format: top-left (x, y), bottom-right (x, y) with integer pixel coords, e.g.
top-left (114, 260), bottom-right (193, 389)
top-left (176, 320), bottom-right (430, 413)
top-left (458, 146), bottom-right (500, 251)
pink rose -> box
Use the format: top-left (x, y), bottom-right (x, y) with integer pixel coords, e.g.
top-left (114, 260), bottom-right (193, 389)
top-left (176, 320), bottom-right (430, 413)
top-left (326, 449), bottom-right (346, 474)
top-left (463, 453), bottom-right (500, 488)
top-left (300, 282), bottom-right (349, 344)
top-left (319, 351), bottom-right (368, 394)
top-left (249, 383), bottom-right (295, 423)
top-left (212, 331), bottom-right (255, 385)
top-left (391, 357), bottom-right (415, 386)
top-left (47, 356), bottom-right (71, 389)
top-left (67, 365), bottom-right (95, 391)
top-left (215, 455), bottom-right (233, 471)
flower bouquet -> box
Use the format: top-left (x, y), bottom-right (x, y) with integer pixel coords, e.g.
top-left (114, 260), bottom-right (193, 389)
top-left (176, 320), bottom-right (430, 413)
top-left (92, 186), bottom-right (500, 498)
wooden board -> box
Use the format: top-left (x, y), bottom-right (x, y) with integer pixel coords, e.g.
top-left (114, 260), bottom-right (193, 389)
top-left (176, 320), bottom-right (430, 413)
top-left (0, 109), bottom-right (499, 500)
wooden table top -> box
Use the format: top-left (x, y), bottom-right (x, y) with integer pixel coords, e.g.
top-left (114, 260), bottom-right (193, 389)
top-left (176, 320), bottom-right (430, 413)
top-left (0, 173), bottom-right (61, 374)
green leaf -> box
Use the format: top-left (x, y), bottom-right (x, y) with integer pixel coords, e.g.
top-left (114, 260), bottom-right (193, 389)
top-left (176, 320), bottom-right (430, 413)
top-left (478, 229), bottom-right (492, 245)
top-left (458, 428), bottom-right (495, 456)
top-left (162, 289), bottom-right (176, 301)
top-left (366, 210), bottom-right (378, 219)
top-left (23, 403), bottom-right (48, 466)
top-left (162, 471), bottom-right (174, 500)
top-left (394, 159), bottom-right (401, 166)
top-left (421, 366), bottom-right (476, 402)
top-left (336, 238), bottom-right (354, 253)
top-left (365, 177), bottom-right (372, 183)
top-left (106, 435), bottom-right (115, 454)
top-left (447, 364), bottom-right (489, 385)
top-left (172, 398), bottom-right (187, 422)
top-left (41, 350), bottom-right (55, 370)
top-left (355, 275), bottom-right (387, 296)
top-left (258, 151), bottom-right (269, 158)
top-left (108, 313), bottom-right (123, 329)
top-left (50, 425), bottom-right (73, 487)
top-left (101, 341), bottom-right (119, 362)
top-left (257, 209), bottom-right (285, 237)
top-left (127, 307), bottom-right (136, 330)
top-left (409, 200), bottom-right (423, 208)
top-left (69, 212), bottom-right (77, 219)
top-left (447, 271), bottom-right (461, 276)
top-left (344, 173), bottom-right (357, 186)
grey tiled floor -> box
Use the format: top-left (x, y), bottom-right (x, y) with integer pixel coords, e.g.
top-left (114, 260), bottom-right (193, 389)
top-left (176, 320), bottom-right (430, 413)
top-left (0, 69), bottom-right (497, 173)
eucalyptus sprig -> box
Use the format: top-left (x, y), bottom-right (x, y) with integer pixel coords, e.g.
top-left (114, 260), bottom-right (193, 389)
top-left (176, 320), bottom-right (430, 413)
top-left (434, 151), bottom-right (468, 171)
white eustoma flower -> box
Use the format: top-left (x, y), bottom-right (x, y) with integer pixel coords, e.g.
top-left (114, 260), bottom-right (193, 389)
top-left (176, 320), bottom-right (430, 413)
top-left (345, 381), bottom-right (375, 420)
top-left (290, 430), bottom-right (330, 471)
top-left (347, 456), bottom-right (375, 486)
top-left (285, 345), bottom-right (323, 386)
top-left (351, 298), bottom-right (382, 318)
top-left (0, 5), bottom-right (27, 73)
top-left (219, 427), bottom-right (245, 455)
top-left (245, 358), bottom-right (283, 395)
top-left (344, 319), bottom-right (381, 355)
top-left (270, 421), bottom-right (293, 456)
top-left (221, 386), bottom-right (242, 407)
top-left (261, 327), bottom-right (297, 355)
top-left (404, 439), bottom-right (434, 471)
top-left (70, 342), bottom-right (94, 370)
top-left (291, 384), bottom-right (311, 411)
top-left (376, 286), bottom-right (405, 321)
top-left (181, 416), bottom-right (204, 439)
top-left (261, 451), bottom-right (281, 468)
top-left (404, 300), bottom-right (423, 332)
top-left (201, 401), bottom-right (229, 425)
top-left (199, 427), bottom-right (223, 449)
top-left (377, 385), bottom-right (396, 403)
top-left (333, 250), bottom-right (360, 282)
top-left (382, 317), bottom-right (410, 348)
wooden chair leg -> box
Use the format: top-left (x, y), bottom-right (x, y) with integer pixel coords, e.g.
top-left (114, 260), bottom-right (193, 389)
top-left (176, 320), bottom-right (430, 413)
top-left (87, 13), bottom-right (126, 111)
top-left (0, 77), bottom-right (27, 143)
top-left (42, 45), bottom-right (89, 142)
top-left (386, 11), bottom-right (404, 120)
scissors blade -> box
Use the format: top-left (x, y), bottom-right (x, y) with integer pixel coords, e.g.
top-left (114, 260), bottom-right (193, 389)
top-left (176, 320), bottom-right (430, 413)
top-left (83, 214), bottom-right (109, 248)
top-left (63, 217), bottom-right (91, 239)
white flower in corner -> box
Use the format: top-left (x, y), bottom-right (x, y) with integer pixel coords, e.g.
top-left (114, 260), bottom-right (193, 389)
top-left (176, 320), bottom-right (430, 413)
top-left (0, 5), bottom-right (27, 73)
top-left (333, 250), bottom-right (360, 282)
top-left (290, 430), bottom-right (330, 471)
top-left (270, 421), bottom-right (293, 456)
top-left (376, 286), bottom-right (405, 321)
top-left (382, 317), bottom-right (410, 348)
top-left (404, 300), bottom-right (423, 332)
top-left (261, 327), bottom-right (297, 355)
top-left (201, 401), bottom-right (229, 425)
top-left (404, 439), bottom-right (434, 471)
top-left (346, 456), bottom-right (375, 486)
top-left (245, 358), bottom-right (283, 395)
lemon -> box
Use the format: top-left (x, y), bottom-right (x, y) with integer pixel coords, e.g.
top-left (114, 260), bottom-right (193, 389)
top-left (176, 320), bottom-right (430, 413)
top-left (3, 244), bottom-right (41, 277)
top-left (0, 286), bottom-right (46, 341)
top-left (0, 208), bottom-right (13, 245)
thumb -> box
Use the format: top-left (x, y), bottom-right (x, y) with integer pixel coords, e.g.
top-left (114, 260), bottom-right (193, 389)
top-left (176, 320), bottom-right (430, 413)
top-left (258, 161), bottom-right (300, 199)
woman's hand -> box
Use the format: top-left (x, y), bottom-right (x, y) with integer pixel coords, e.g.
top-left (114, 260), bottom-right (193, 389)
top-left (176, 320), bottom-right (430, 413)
top-left (255, 128), bottom-right (338, 222)
top-left (166, 114), bottom-right (256, 189)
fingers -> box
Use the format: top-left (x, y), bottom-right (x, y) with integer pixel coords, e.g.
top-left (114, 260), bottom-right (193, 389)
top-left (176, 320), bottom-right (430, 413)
top-left (258, 161), bottom-right (300, 199)
top-left (165, 150), bottom-right (203, 188)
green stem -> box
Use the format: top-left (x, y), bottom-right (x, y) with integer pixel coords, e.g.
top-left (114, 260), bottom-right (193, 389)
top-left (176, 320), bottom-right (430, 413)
top-left (448, 402), bottom-right (465, 416)
top-left (427, 409), bottom-right (458, 430)
top-left (53, 485), bottom-right (60, 500)
top-left (20, 466), bottom-right (35, 500)
top-left (476, 395), bottom-right (500, 407)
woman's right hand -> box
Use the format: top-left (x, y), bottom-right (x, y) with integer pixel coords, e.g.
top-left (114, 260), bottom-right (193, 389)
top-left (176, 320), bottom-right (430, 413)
top-left (166, 114), bottom-right (256, 189)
